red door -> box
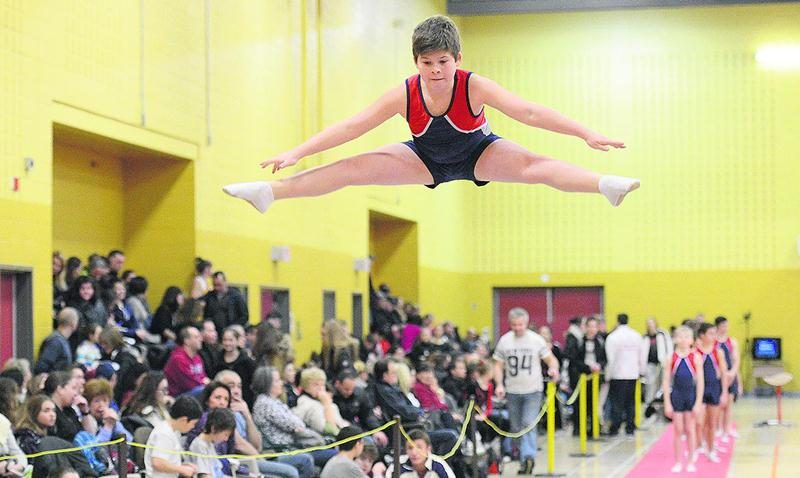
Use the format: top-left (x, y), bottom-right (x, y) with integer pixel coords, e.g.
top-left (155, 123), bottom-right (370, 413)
top-left (551, 287), bottom-right (603, 347)
top-left (495, 287), bottom-right (603, 347)
top-left (260, 288), bottom-right (275, 322)
top-left (0, 274), bottom-right (14, 364)
top-left (496, 288), bottom-right (548, 337)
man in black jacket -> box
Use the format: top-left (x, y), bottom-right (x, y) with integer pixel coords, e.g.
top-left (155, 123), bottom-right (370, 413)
top-left (371, 360), bottom-right (459, 456)
top-left (564, 317), bottom-right (606, 436)
top-left (204, 271), bottom-right (248, 337)
top-left (333, 370), bottom-right (388, 447)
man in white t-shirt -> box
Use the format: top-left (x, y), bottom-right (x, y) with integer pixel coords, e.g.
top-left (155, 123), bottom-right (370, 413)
top-left (145, 396), bottom-right (203, 478)
top-left (493, 308), bottom-right (560, 475)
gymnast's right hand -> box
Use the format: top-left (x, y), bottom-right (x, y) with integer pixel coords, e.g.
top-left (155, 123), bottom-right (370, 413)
top-left (260, 151), bottom-right (301, 173)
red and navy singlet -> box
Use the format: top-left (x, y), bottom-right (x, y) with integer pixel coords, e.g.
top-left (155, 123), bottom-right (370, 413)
top-left (701, 347), bottom-right (723, 405)
top-left (402, 69), bottom-right (500, 188)
top-left (717, 337), bottom-right (738, 395)
top-left (669, 352), bottom-right (697, 412)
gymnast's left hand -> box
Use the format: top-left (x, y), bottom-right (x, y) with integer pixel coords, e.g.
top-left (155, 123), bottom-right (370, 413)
top-left (584, 132), bottom-right (625, 151)
top-left (260, 151), bottom-right (301, 173)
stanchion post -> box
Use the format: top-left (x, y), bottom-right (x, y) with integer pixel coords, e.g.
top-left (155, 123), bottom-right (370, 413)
top-left (547, 381), bottom-right (555, 474)
top-left (635, 378), bottom-right (642, 428)
top-left (468, 396), bottom-right (480, 478)
top-left (116, 434), bottom-right (127, 478)
top-left (535, 381), bottom-right (565, 476)
top-left (579, 374), bottom-right (588, 452)
top-left (569, 374), bottom-right (594, 458)
top-left (393, 416), bottom-right (402, 478)
top-left (591, 371), bottom-right (600, 440)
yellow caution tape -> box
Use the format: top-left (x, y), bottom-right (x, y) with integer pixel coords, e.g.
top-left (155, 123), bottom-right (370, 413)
top-left (0, 437), bottom-right (126, 461)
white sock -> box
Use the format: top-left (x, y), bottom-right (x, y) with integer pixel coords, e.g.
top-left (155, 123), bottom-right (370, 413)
top-left (598, 175), bottom-right (640, 207)
top-left (223, 181), bottom-right (274, 213)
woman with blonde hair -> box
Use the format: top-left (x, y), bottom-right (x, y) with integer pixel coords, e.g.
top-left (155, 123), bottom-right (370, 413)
top-left (292, 367), bottom-right (349, 437)
top-left (320, 319), bottom-right (359, 377)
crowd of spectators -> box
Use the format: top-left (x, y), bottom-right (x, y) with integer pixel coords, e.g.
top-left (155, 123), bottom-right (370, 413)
top-left (0, 249), bottom-right (699, 477)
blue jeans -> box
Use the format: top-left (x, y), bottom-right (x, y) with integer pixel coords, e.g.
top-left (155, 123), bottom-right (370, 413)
top-left (257, 453), bottom-right (315, 478)
top-left (507, 392), bottom-right (542, 461)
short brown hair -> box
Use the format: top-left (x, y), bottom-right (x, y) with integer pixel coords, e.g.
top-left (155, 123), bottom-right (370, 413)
top-left (84, 378), bottom-right (113, 403)
top-left (412, 15), bottom-right (461, 61)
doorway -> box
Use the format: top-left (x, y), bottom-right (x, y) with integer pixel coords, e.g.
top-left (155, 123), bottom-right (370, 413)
top-left (52, 124), bottom-right (195, 301)
top-left (368, 211), bottom-right (419, 302)
top-left (352, 292), bottom-right (364, 339)
top-left (0, 268), bottom-right (33, 364)
top-left (494, 286), bottom-right (604, 345)
top-left (261, 287), bottom-right (291, 334)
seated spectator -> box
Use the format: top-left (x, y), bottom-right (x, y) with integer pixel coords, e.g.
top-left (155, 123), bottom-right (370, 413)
top-left (461, 327), bottom-right (482, 353)
top-left (408, 328), bottom-right (436, 368)
top-left (185, 382), bottom-right (252, 477)
top-left (441, 322), bottom-right (462, 350)
top-left (253, 320), bottom-right (286, 369)
top-left (394, 361), bottom-right (419, 407)
top-left (0, 378), bottom-right (27, 476)
top-left (150, 286), bottom-right (183, 344)
top-left (187, 407), bottom-right (237, 478)
top-left (251, 366), bottom-right (336, 468)
top-left (75, 323), bottom-right (103, 372)
top-left (14, 395), bottom-right (57, 454)
top-left (65, 276), bottom-right (107, 352)
top-left (108, 278), bottom-right (147, 343)
top-left (282, 362), bottom-right (300, 408)
top-left (69, 364), bottom-right (86, 396)
top-left (198, 320), bottom-right (221, 379)
top-left (125, 276), bottom-right (152, 331)
top-left (15, 395), bottom-right (96, 478)
top-left (44, 372), bottom-right (84, 442)
top-left (355, 441), bottom-right (386, 478)
top-left (413, 363), bottom-right (461, 431)
top-left (430, 325), bottom-right (455, 356)
top-left (2, 358), bottom-right (32, 401)
top-left (35, 307), bottom-right (78, 375)
top-left (82, 378), bottom-right (132, 442)
top-left (213, 327), bottom-right (256, 406)
top-left (469, 360), bottom-right (510, 456)
top-left (293, 367), bottom-right (349, 437)
top-left (412, 364), bottom-right (452, 414)
top-left (319, 425), bottom-right (367, 478)
top-left (229, 324), bottom-right (248, 350)
top-left (122, 371), bottom-right (173, 429)
top-left (321, 319), bottom-right (359, 378)
top-left (97, 327), bottom-right (139, 403)
top-left (371, 360), bottom-right (459, 464)
top-left (385, 429), bottom-right (456, 478)
top-left (144, 396), bottom-right (203, 478)
top-left (332, 370), bottom-right (388, 447)
top-left (164, 325), bottom-right (209, 397)
top-left (216, 370), bottom-right (313, 478)
top-left (115, 360), bottom-right (149, 409)
top-left (441, 358), bottom-right (469, 410)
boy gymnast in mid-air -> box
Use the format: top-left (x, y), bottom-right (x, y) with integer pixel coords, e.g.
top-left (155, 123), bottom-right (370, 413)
top-left (224, 15), bottom-right (640, 214)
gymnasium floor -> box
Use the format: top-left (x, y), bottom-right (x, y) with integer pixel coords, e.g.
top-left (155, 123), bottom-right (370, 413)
top-left (496, 397), bottom-right (799, 477)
